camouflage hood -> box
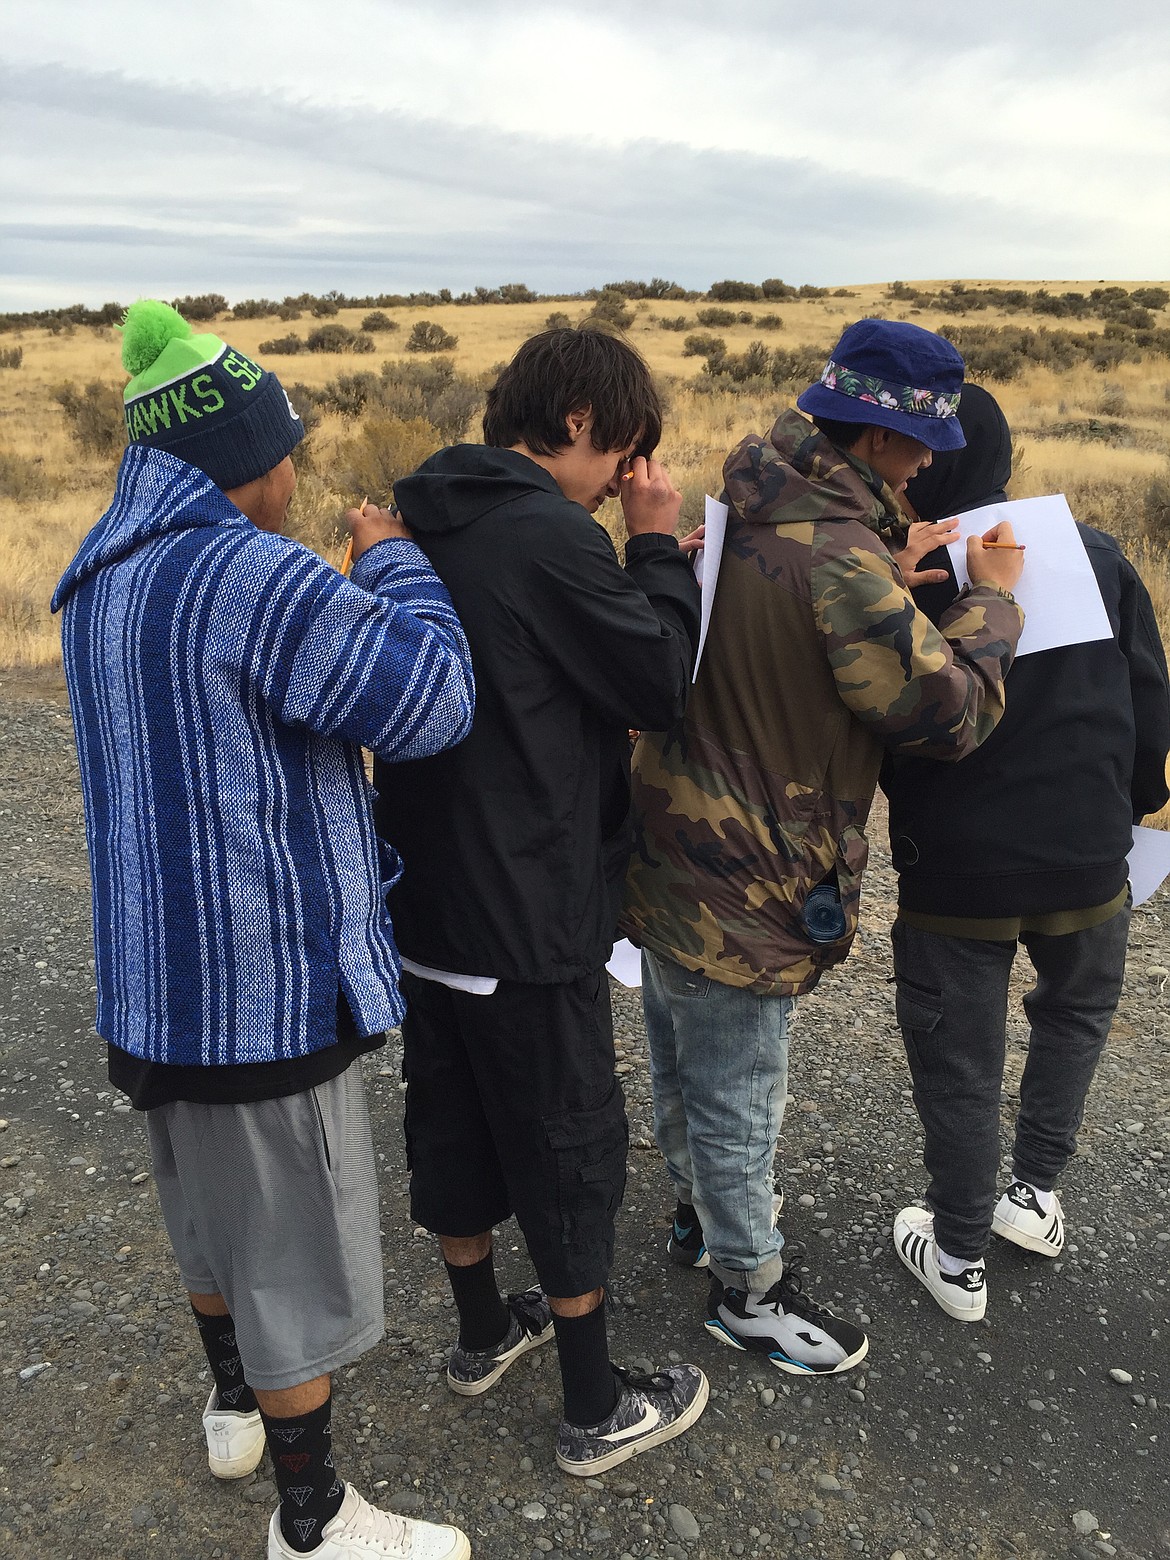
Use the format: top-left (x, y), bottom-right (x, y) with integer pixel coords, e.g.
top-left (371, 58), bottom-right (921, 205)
top-left (723, 408), bottom-right (911, 550)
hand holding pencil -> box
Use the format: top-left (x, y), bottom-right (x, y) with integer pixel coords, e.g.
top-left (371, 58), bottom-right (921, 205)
top-left (967, 519), bottom-right (1025, 593)
top-left (341, 497), bottom-right (411, 572)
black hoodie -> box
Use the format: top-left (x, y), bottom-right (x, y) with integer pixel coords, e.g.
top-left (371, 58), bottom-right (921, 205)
top-left (883, 386), bottom-right (1170, 917)
top-left (373, 445), bottom-right (701, 982)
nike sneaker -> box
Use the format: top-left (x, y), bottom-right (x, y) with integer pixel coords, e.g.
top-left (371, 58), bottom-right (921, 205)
top-left (202, 1384), bottom-right (265, 1480)
top-left (991, 1181), bottom-right (1065, 1256)
top-left (667, 1189), bottom-right (784, 1271)
top-left (893, 1205), bottom-right (987, 1322)
top-left (555, 1363), bottom-right (709, 1476)
top-left (667, 1202), bottom-right (709, 1269)
top-left (446, 1287), bottom-right (553, 1396)
top-left (705, 1270), bottom-right (868, 1374)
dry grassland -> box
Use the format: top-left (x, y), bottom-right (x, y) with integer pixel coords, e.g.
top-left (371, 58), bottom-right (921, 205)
top-left (3, 281), bottom-right (1169, 711)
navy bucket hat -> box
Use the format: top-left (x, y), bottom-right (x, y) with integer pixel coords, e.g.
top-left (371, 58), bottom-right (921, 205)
top-left (797, 319), bottom-right (967, 452)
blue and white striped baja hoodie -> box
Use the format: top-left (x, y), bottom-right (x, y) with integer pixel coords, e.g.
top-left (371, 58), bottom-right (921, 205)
top-left (52, 445), bottom-right (474, 1067)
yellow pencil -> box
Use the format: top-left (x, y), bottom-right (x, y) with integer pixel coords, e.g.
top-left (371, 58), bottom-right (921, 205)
top-left (982, 541), bottom-right (1025, 550)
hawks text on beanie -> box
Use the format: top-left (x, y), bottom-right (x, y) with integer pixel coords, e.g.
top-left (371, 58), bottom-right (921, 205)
top-left (119, 299), bottom-right (304, 490)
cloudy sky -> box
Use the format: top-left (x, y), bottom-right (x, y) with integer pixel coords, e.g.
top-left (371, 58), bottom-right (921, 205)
top-left (3, 0), bottom-right (1168, 308)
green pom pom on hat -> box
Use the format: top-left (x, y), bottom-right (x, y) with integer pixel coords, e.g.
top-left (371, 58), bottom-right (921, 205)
top-left (119, 299), bottom-right (226, 402)
top-left (120, 299), bottom-right (194, 377)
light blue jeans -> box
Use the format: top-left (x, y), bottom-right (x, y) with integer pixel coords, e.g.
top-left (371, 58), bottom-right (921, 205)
top-left (642, 947), bottom-right (791, 1293)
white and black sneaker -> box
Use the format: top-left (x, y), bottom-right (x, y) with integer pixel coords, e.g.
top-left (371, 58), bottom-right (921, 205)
top-left (555, 1363), bottom-right (709, 1476)
top-left (992, 1181), bottom-right (1065, 1256)
top-left (893, 1206), bottom-right (987, 1322)
top-left (704, 1267), bottom-right (869, 1375)
top-left (446, 1288), bottom-right (553, 1397)
top-left (667, 1203), bottom-right (710, 1269)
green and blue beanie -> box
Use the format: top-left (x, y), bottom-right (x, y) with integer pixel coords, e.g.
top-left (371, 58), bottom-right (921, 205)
top-left (120, 300), bottom-right (304, 489)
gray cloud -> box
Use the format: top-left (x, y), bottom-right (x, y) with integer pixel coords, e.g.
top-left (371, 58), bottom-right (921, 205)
top-left (0, 60), bottom-right (1092, 306)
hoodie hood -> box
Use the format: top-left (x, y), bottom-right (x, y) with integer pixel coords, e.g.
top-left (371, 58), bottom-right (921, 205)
top-left (394, 444), bottom-right (562, 536)
top-left (903, 383), bottom-right (1012, 521)
top-left (52, 444), bottom-right (247, 613)
top-left (722, 408), bottom-right (910, 548)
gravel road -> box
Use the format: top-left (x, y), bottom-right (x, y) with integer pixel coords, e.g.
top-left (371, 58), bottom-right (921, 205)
top-left (1, 669), bottom-right (1167, 1560)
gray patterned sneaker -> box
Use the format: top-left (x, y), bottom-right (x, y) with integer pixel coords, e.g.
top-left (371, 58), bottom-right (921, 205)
top-left (446, 1287), bottom-right (553, 1397)
top-left (991, 1181), bottom-right (1065, 1256)
top-left (556, 1363), bottom-right (709, 1476)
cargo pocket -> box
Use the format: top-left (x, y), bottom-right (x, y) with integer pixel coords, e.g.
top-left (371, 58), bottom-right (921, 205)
top-left (542, 1080), bottom-right (629, 1248)
top-left (894, 977), bottom-right (949, 1097)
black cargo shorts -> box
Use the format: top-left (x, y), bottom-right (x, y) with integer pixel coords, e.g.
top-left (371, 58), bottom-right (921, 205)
top-left (401, 968), bottom-right (628, 1297)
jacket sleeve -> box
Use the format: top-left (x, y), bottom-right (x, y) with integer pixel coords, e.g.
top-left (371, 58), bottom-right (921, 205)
top-left (811, 532), bottom-right (1024, 760)
top-left (1117, 556), bottom-right (1170, 818)
top-left (526, 521), bottom-right (701, 731)
top-left (251, 536), bottom-right (475, 761)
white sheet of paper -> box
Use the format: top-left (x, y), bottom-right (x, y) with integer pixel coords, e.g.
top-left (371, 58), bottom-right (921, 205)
top-left (606, 938), bottom-right (643, 988)
top-left (1128, 825), bottom-right (1170, 907)
top-left (691, 495), bottom-right (729, 680)
top-left (943, 494), bottom-right (1112, 658)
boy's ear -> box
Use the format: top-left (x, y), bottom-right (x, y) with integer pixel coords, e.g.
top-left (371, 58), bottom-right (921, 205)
top-left (566, 406), bottom-right (591, 443)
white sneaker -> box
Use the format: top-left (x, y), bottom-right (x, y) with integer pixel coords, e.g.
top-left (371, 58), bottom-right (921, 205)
top-left (893, 1206), bottom-right (987, 1322)
top-left (202, 1385), bottom-right (265, 1480)
top-left (992, 1181), bottom-right (1065, 1256)
top-left (268, 1483), bottom-right (470, 1560)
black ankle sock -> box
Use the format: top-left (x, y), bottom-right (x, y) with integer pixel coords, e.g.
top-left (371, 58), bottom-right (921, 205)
top-left (259, 1393), bottom-right (345, 1553)
top-left (676, 1200), bottom-right (698, 1226)
top-left (191, 1305), bottom-right (257, 1413)
top-left (553, 1302), bottom-right (619, 1427)
top-left (445, 1253), bottom-right (510, 1351)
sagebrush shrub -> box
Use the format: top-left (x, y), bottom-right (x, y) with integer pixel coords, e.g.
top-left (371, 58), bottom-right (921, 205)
top-left (53, 381), bottom-right (125, 454)
top-left (335, 415), bottom-right (442, 505)
top-left (587, 291), bottom-right (635, 331)
top-left (683, 332), bottom-right (726, 359)
top-left (407, 321), bottom-right (458, 352)
top-left (697, 308), bottom-right (737, 328)
top-left (361, 312), bottom-right (398, 332)
top-left (171, 294), bottom-right (227, 321)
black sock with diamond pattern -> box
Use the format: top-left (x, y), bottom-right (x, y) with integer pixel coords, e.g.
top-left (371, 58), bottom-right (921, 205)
top-left (190, 1304), bottom-right (258, 1413)
top-left (260, 1393), bottom-right (345, 1553)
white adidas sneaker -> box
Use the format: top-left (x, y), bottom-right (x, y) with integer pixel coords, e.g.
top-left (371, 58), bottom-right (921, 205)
top-left (992, 1181), bottom-right (1065, 1256)
top-left (893, 1206), bottom-right (987, 1322)
top-left (202, 1385), bottom-right (265, 1479)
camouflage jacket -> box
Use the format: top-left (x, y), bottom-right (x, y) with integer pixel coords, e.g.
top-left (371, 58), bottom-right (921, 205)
top-left (622, 408), bottom-right (1024, 996)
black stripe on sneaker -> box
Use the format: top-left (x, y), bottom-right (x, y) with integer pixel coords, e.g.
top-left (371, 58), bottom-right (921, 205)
top-left (1044, 1215), bottom-right (1061, 1245)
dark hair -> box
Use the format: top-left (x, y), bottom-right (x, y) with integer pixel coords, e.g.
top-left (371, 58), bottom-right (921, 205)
top-left (812, 416), bottom-right (871, 451)
top-left (483, 328), bottom-right (662, 457)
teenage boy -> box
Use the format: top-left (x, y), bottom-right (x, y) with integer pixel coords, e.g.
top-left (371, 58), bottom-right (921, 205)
top-left (375, 328), bottom-right (708, 1475)
top-left (54, 301), bottom-right (475, 1560)
top-left (885, 384), bottom-right (1170, 1320)
top-left (623, 320), bottom-right (1025, 1374)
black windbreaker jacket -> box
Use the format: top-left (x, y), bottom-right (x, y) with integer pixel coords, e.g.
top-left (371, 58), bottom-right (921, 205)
top-left (884, 518), bottom-right (1170, 918)
top-left (374, 445), bottom-right (701, 982)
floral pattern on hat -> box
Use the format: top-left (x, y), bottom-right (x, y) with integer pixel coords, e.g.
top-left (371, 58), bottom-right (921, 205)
top-left (820, 360), bottom-right (961, 419)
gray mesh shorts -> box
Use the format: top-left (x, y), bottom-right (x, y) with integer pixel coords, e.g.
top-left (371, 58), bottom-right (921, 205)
top-left (146, 1061), bottom-right (384, 1391)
